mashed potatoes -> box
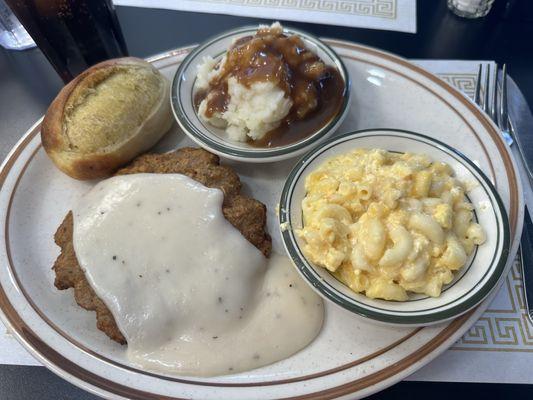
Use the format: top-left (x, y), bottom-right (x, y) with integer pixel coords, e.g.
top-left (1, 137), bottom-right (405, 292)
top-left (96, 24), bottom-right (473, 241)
top-left (193, 22), bottom-right (343, 146)
top-left (196, 67), bottom-right (292, 141)
top-left (195, 23), bottom-right (294, 142)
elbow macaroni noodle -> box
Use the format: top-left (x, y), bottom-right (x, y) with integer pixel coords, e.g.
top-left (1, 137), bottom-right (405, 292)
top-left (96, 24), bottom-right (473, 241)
top-left (297, 149), bottom-right (486, 301)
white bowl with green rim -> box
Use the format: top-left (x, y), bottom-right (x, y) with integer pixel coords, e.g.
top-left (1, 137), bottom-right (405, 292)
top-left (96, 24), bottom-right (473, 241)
top-left (279, 129), bottom-right (510, 326)
top-left (170, 25), bottom-right (351, 162)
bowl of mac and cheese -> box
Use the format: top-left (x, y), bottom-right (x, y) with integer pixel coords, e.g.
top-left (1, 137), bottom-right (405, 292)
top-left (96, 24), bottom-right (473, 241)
top-left (279, 129), bottom-right (510, 325)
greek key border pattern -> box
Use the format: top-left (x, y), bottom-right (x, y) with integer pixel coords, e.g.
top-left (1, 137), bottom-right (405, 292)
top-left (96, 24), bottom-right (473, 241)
top-left (437, 73), bottom-right (478, 100)
top-left (191, 0), bottom-right (397, 19)
top-left (452, 255), bottom-right (533, 351)
top-left (437, 72), bottom-right (533, 352)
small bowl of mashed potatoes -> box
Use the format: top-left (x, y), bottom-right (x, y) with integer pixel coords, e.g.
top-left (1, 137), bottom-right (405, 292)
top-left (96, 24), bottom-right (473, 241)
top-left (171, 23), bottom-right (350, 162)
top-left (279, 129), bottom-right (510, 325)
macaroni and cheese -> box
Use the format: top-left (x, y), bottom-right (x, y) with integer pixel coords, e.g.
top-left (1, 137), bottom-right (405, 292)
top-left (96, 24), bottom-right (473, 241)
top-left (297, 149), bottom-right (486, 301)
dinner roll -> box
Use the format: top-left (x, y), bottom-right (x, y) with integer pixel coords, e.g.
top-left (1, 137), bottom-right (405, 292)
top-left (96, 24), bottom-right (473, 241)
top-left (41, 57), bottom-right (173, 180)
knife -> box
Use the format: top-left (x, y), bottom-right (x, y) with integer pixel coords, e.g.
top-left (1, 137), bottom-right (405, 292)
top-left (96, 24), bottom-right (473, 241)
top-left (506, 76), bottom-right (533, 323)
top-left (507, 77), bottom-right (533, 179)
top-left (520, 206), bottom-right (533, 324)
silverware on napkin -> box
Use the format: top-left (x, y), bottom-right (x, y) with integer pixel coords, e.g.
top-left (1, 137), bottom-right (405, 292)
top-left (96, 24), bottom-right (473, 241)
top-left (506, 71), bottom-right (533, 180)
top-left (476, 63), bottom-right (533, 324)
top-left (505, 71), bottom-right (533, 324)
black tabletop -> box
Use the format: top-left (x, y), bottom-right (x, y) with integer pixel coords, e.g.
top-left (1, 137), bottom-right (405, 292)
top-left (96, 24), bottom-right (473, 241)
top-left (1, 1), bottom-right (532, 399)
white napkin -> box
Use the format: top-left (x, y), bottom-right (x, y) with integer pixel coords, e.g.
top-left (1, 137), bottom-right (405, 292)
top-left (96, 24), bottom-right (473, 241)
top-left (113, 0), bottom-right (417, 33)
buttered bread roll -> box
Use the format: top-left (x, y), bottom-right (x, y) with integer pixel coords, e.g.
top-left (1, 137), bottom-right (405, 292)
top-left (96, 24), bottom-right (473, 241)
top-left (42, 57), bottom-right (173, 180)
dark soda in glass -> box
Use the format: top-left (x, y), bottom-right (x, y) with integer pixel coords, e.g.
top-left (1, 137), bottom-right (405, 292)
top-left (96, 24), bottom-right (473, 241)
top-left (5, 0), bottom-right (128, 82)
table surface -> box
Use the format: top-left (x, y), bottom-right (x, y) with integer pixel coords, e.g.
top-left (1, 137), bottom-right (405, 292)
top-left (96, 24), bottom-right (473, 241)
top-left (1, 1), bottom-right (532, 399)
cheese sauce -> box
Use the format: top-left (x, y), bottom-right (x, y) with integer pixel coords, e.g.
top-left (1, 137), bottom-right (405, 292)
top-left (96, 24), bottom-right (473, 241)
top-left (72, 174), bottom-right (323, 376)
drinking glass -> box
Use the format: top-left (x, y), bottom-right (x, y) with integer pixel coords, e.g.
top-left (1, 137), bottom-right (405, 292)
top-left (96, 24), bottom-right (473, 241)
top-left (5, 0), bottom-right (129, 83)
top-left (0, 0), bottom-right (34, 50)
top-left (447, 0), bottom-right (496, 18)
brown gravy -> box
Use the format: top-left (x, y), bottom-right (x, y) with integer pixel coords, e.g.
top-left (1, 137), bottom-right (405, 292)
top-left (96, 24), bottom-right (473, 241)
top-left (194, 26), bottom-right (345, 148)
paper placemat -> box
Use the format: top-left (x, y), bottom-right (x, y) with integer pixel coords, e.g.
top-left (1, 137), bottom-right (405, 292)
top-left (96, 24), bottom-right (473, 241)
top-left (113, 0), bottom-right (417, 33)
top-left (406, 59), bottom-right (533, 384)
top-left (1, 58), bottom-right (532, 384)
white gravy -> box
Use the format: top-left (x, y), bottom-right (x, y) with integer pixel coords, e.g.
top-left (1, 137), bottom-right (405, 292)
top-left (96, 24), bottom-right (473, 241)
top-left (72, 174), bottom-right (323, 376)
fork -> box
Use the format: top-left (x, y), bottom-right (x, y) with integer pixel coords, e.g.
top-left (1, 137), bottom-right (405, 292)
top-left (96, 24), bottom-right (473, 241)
top-left (476, 64), bottom-right (533, 324)
top-left (474, 63), bottom-right (514, 146)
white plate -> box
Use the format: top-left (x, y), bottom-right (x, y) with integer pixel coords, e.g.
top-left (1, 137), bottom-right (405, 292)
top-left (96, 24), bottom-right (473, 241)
top-left (0, 42), bottom-right (523, 400)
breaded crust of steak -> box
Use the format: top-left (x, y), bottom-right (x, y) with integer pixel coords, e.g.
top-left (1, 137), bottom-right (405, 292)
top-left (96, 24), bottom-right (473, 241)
top-left (53, 147), bottom-right (272, 344)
